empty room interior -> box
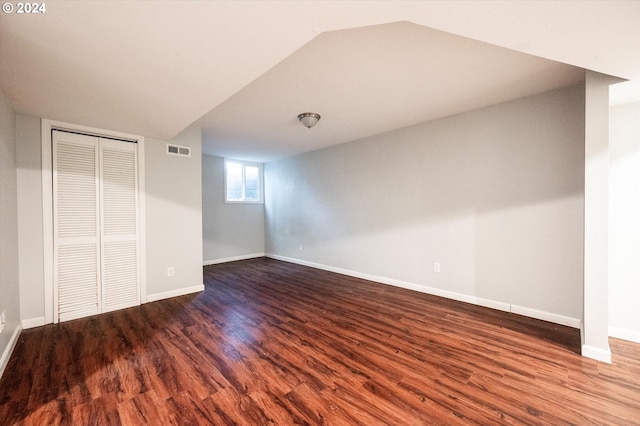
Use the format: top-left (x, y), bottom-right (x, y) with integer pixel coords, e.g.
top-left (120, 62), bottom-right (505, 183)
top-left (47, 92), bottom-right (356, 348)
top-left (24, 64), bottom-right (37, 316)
top-left (1, 1), bottom-right (640, 424)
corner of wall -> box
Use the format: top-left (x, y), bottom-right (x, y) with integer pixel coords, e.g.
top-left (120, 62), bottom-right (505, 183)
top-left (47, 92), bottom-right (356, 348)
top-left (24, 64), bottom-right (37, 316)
top-left (581, 343), bottom-right (612, 364)
top-left (0, 89), bottom-right (22, 378)
top-left (0, 323), bottom-right (22, 379)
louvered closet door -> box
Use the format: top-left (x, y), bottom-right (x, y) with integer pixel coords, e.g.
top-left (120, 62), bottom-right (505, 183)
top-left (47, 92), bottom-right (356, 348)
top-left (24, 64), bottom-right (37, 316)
top-left (53, 131), bottom-right (101, 322)
top-left (53, 131), bottom-right (140, 322)
top-left (99, 138), bottom-right (140, 312)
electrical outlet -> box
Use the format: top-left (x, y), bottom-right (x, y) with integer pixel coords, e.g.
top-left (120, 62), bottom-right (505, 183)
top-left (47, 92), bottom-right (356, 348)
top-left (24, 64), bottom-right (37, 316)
top-left (434, 263), bottom-right (441, 273)
top-left (167, 267), bottom-right (175, 277)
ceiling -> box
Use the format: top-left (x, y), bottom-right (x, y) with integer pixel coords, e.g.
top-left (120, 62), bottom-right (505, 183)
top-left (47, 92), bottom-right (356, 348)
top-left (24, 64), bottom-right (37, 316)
top-left (197, 22), bottom-right (584, 162)
top-left (1, 1), bottom-right (639, 162)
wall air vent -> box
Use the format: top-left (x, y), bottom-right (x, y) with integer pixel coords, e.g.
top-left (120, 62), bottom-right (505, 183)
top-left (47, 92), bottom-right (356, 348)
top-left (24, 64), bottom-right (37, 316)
top-left (166, 144), bottom-right (191, 158)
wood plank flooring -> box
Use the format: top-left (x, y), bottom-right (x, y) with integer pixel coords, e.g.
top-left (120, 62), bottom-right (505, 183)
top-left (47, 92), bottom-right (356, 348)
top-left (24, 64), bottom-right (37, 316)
top-left (1, 257), bottom-right (639, 425)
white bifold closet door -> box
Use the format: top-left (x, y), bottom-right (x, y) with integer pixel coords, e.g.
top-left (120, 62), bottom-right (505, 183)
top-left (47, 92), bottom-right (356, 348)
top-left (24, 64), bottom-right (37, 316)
top-left (53, 130), bottom-right (140, 322)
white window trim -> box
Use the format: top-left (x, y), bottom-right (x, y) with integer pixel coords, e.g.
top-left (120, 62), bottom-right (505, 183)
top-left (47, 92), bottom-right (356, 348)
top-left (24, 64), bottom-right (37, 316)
top-left (224, 159), bottom-right (264, 204)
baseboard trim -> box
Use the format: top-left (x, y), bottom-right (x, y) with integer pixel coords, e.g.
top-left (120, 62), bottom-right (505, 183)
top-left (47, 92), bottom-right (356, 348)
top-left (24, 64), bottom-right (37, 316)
top-left (266, 254), bottom-right (581, 330)
top-left (22, 317), bottom-right (46, 330)
top-left (609, 326), bottom-right (640, 343)
top-left (203, 253), bottom-right (265, 266)
top-left (582, 344), bottom-right (612, 363)
top-left (511, 305), bottom-right (581, 328)
top-left (0, 323), bottom-right (23, 379)
top-left (147, 284), bottom-right (205, 303)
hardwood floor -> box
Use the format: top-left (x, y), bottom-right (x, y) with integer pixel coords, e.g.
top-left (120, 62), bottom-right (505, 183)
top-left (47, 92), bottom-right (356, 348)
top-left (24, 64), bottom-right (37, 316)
top-left (1, 257), bottom-right (639, 425)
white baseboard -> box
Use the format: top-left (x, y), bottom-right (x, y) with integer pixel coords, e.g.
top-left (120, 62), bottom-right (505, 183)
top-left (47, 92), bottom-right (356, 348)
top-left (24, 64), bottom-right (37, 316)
top-left (0, 323), bottom-right (23, 379)
top-left (147, 284), bottom-right (205, 303)
top-left (203, 253), bottom-right (265, 266)
top-left (582, 344), bottom-right (612, 363)
top-left (511, 305), bottom-right (582, 328)
top-left (609, 326), bottom-right (640, 343)
top-left (266, 254), bottom-right (581, 329)
top-left (22, 316), bottom-right (46, 330)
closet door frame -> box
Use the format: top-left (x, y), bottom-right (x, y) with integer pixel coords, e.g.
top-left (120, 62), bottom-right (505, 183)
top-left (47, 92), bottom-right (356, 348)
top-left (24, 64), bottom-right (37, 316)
top-left (42, 120), bottom-right (146, 324)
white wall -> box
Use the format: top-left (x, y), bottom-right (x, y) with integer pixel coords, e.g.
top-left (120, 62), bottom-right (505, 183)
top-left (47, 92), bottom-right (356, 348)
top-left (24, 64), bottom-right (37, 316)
top-left (202, 155), bottom-right (265, 264)
top-left (0, 90), bottom-right (22, 375)
top-left (582, 71), bottom-right (621, 363)
top-left (609, 100), bottom-right (640, 343)
top-left (145, 126), bottom-right (204, 300)
top-left (16, 115), bottom-right (44, 327)
top-left (265, 85), bottom-right (585, 325)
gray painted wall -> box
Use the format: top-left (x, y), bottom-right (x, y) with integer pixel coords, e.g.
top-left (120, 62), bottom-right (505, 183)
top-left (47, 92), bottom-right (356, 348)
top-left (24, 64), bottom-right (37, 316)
top-left (0, 90), bottom-right (21, 370)
top-left (146, 126), bottom-right (204, 297)
top-left (16, 115), bottom-right (44, 325)
top-left (265, 85), bottom-right (585, 322)
top-left (202, 154), bottom-right (265, 263)
top-left (609, 101), bottom-right (640, 342)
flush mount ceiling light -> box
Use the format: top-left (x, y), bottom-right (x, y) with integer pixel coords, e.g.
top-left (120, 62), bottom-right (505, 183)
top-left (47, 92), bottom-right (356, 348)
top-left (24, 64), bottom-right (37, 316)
top-left (297, 112), bottom-right (321, 129)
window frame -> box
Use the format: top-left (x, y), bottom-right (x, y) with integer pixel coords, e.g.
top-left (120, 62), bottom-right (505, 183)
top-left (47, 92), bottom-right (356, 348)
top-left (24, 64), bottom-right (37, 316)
top-left (224, 159), bottom-right (264, 204)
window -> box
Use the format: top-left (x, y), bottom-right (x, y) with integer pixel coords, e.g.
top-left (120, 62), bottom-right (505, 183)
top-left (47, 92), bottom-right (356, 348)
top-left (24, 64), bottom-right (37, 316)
top-left (225, 160), bottom-right (263, 203)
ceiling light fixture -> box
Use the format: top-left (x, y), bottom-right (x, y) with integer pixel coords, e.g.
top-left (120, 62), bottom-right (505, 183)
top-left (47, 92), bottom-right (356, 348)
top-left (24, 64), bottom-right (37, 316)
top-left (297, 112), bottom-right (321, 129)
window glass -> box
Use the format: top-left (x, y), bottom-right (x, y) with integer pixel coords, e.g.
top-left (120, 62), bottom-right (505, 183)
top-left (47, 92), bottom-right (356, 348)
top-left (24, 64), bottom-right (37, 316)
top-left (244, 165), bottom-right (260, 201)
top-left (224, 160), bottom-right (263, 203)
top-left (226, 162), bottom-right (244, 201)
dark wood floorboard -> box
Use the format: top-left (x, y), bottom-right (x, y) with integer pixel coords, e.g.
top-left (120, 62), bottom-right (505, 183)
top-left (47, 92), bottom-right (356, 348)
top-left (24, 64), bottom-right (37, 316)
top-left (1, 257), bottom-right (639, 425)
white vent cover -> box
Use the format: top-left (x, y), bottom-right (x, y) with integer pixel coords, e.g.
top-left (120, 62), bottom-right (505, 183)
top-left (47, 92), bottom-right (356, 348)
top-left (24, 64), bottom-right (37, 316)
top-left (166, 143), bottom-right (191, 157)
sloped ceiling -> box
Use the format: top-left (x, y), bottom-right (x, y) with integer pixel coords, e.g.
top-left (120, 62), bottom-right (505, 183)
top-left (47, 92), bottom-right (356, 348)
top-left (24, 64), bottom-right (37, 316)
top-left (1, 1), bottom-right (639, 161)
top-left (197, 22), bottom-right (584, 162)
